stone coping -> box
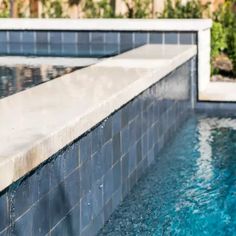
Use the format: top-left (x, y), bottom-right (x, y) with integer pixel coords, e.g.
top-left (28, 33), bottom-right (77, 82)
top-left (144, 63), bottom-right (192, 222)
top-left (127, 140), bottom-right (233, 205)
top-left (199, 81), bottom-right (236, 102)
top-left (0, 56), bottom-right (99, 67)
top-left (0, 44), bottom-right (197, 191)
top-left (0, 19), bottom-right (212, 31)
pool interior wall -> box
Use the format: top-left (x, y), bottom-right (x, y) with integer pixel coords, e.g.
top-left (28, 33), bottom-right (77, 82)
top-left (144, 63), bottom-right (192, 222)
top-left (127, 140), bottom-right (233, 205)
top-left (0, 59), bottom-right (192, 236)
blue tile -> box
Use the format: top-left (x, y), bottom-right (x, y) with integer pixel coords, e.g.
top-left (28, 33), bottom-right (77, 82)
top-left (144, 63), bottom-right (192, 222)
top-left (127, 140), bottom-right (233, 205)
top-left (103, 169), bottom-right (113, 204)
top-left (63, 44), bottom-right (77, 56)
top-left (77, 43), bottom-right (90, 55)
top-left (91, 126), bottom-right (102, 155)
top-left (50, 43), bottom-right (62, 55)
top-left (121, 126), bottom-right (129, 156)
top-left (92, 179), bottom-right (103, 218)
top-left (112, 111), bottom-right (121, 135)
top-left (38, 163), bottom-right (50, 198)
top-left (105, 32), bottom-right (119, 44)
top-left (49, 183), bottom-right (68, 228)
top-left (164, 32), bottom-right (178, 44)
top-left (121, 153), bottom-right (129, 181)
top-left (104, 199), bottom-right (112, 222)
top-left (91, 150), bottom-right (104, 182)
top-left (22, 43), bottom-right (35, 55)
top-left (80, 191), bottom-right (92, 231)
top-left (91, 32), bottom-right (104, 43)
top-left (0, 32), bottom-right (7, 42)
top-left (113, 161), bottom-right (121, 191)
top-left (102, 118), bottom-right (112, 144)
top-left (128, 144), bottom-right (137, 174)
top-left (64, 169), bottom-right (80, 210)
top-left (112, 187), bottom-right (121, 211)
top-left (0, 42), bottom-right (7, 54)
top-left (129, 120), bottom-right (136, 145)
top-left (0, 193), bottom-right (9, 232)
top-left (63, 32), bottom-right (77, 43)
top-left (50, 32), bottom-right (62, 43)
top-left (77, 32), bottom-right (89, 43)
top-left (0, 227), bottom-right (10, 236)
top-left (121, 105), bottom-right (129, 128)
top-left (36, 32), bottom-right (48, 43)
top-left (33, 194), bottom-right (50, 236)
top-left (179, 33), bottom-right (192, 44)
top-left (9, 31), bottom-right (21, 42)
top-left (9, 42), bottom-right (21, 54)
top-left (90, 43), bottom-right (105, 56)
top-left (22, 31), bottom-right (34, 43)
top-left (36, 43), bottom-right (49, 55)
top-left (64, 144), bottom-right (79, 177)
top-left (13, 174), bottom-right (38, 219)
top-left (136, 139), bottom-right (142, 164)
top-left (102, 140), bottom-right (113, 173)
top-left (79, 133), bottom-right (91, 165)
top-left (134, 32), bottom-right (147, 46)
top-left (112, 133), bottom-right (121, 165)
top-left (80, 160), bottom-right (92, 197)
top-left (104, 44), bottom-right (119, 55)
top-left (149, 32), bottom-right (163, 44)
top-left (14, 207), bottom-right (34, 236)
top-left (51, 205), bottom-right (80, 236)
top-left (50, 153), bottom-right (64, 187)
top-left (120, 32), bottom-right (133, 45)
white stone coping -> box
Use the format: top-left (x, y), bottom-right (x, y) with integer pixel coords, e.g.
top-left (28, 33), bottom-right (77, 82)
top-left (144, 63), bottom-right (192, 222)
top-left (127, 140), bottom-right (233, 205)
top-left (0, 56), bottom-right (99, 67)
top-left (0, 44), bottom-right (197, 191)
top-left (199, 81), bottom-right (236, 102)
top-left (0, 18), bottom-right (212, 31)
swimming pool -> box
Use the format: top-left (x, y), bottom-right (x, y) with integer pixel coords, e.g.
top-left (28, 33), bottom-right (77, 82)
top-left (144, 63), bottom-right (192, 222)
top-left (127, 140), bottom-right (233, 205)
top-left (98, 114), bottom-right (236, 236)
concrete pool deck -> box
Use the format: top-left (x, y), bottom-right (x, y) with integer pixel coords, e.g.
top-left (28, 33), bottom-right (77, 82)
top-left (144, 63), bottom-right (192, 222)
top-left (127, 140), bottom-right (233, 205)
top-left (0, 44), bottom-right (196, 191)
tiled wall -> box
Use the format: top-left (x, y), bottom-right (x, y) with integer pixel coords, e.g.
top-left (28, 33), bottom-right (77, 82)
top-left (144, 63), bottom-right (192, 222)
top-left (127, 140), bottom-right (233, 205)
top-left (0, 60), bottom-right (193, 236)
top-left (0, 31), bottom-right (197, 57)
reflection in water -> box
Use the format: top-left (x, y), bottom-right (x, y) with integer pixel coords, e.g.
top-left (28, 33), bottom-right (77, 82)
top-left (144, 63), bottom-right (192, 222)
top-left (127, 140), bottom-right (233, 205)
top-left (98, 116), bottom-right (236, 236)
top-left (0, 64), bottom-right (78, 99)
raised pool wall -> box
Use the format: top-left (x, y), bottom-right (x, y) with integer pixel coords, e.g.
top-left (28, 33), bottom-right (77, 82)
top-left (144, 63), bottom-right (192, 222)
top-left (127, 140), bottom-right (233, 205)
top-left (0, 19), bottom-right (209, 236)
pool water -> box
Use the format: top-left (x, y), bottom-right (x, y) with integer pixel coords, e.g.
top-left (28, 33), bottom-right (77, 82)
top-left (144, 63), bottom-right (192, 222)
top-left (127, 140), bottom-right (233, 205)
top-left (98, 115), bottom-right (236, 236)
top-left (0, 64), bottom-right (78, 99)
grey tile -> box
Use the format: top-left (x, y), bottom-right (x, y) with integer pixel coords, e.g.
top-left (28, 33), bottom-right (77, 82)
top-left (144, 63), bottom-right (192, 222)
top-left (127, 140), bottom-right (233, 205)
top-left (33, 194), bottom-right (50, 236)
top-left (63, 44), bottom-right (77, 56)
top-left (36, 43), bottom-right (48, 55)
top-left (121, 105), bottom-right (129, 128)
top-left (120, 32), bottom-right (133, 45)
top-left (129, 120), bottom-right (136, 146)
top-left (50, 43), bottom-right (62, 55)
top-left (104, 44), bottom-right (119, 55)
top-left (149, 32), bottom-right (163, 44)
top-left (104, 199), bottom-right (112, 223)
top-left (192, 33), bottom-right (197, 44)
top-left (0, 42), bottom-right (7, 54)
top-left (77, 43), bottom-right (90, 55)
top-left (105, 32), bottom-right (119, 44)
top-left (0, 193), bottom-right (9, 232)
top-left (79, 133), bottom-right (91, 164)
top-left (164, 32), bottom-right (178, 44)
top-left (102, 118), bottom-right (112, 144)
top-left (80, 191), bottom-right (92, 231)
top-left (9, 42), bottom-right (21, 54)
top-left (112, 187), bottom-right (121, 211)
top-left (179, 33), bottom-right (192, 45)
top-left (136, 139), bottom-right (142, 164)
top-left (22, 43), bottom-right (35, 55)
top-left (112, 133), bottom-right (121, 165)
top-left (90, 43), bottom-right (105, 55)
top-left (80, 160), bottom-right (92, 197)
top-left (128, 144), bottom-right (137, 174)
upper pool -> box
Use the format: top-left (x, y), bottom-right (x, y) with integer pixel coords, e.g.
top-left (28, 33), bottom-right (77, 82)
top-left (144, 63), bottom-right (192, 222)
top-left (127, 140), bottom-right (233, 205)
top-left (98, 115), bottom-right (236, 236)
top-left (0, 56), bottom-right (99, 99)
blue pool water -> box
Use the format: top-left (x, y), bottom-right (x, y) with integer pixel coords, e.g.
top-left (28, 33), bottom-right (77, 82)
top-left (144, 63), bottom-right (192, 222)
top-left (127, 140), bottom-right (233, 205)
top-left (98, 115), bottom-right (236, 236)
